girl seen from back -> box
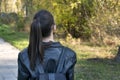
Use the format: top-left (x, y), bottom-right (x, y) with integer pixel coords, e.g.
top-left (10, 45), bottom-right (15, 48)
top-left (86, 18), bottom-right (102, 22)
top-left (18, 10), bottom-right (76, 80)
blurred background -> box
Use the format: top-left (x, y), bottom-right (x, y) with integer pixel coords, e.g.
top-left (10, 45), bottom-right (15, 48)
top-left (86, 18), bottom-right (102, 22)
top-left (0, 0), bottom-right (120, 80)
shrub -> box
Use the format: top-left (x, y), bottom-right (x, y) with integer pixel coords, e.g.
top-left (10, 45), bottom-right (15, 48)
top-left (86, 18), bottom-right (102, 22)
top-left (16, 16), bottom-right (25, 31)
top-left (8, 12), bottom-right (19, 24)
top-left (0, 12), bottom-right (9, 24)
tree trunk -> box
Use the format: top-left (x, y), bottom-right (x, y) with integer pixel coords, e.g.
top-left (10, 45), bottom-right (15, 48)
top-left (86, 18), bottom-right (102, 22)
top-left (25, 0), bottom-right (33, 17)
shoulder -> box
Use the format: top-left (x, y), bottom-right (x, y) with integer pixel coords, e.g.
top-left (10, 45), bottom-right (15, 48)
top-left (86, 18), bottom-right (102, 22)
top-left (18, 48), bottom-right (28, 61)
top-left (63, 47), bottom-right (77, 68)
top-left (64, 47), bottom-right (76, 58)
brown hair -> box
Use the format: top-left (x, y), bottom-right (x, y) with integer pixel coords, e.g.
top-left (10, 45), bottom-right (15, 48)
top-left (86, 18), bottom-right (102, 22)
top-left (28, 10), bottom-right (55, 70)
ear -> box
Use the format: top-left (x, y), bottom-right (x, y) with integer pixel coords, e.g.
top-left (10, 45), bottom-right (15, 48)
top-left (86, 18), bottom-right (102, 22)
top-left (51, 24), bottom-right (56, 33)
top-left (53, 25), bottom-right (56, 31)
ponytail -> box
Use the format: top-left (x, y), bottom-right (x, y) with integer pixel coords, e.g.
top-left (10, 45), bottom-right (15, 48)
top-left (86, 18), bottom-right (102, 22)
top-left (28, 10), bottom-right (55, 70)
top-left (28, 19), bottom-right (44, 70)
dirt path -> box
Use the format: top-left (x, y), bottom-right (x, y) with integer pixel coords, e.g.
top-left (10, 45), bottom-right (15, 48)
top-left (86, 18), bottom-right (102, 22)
top-left (0, 38), bottom-right (20, 80)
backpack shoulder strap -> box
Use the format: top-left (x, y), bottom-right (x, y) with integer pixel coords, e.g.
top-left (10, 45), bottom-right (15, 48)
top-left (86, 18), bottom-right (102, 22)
top-left (37, 58), bottom-right (45, 73)
top-left (56, 46), bottom-right (66, 72)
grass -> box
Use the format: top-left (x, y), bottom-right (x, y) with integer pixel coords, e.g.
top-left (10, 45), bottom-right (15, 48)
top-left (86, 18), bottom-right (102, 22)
top-left (75, 59), bottom-right (120, 80)
top-left (0, 24), bottom-right (120, 80)
top-left (0, 24), bottom-right (29, 50)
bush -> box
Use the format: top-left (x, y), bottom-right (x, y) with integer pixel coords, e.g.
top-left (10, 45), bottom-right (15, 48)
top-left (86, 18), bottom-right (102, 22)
top-left (0, 12), bottom-right (19, 25)
top-left (8, 12), bottom-right (19, 24)
top-left (16, 16), bottom-right (25, 31)
top-left (0, 12), bottom-right (9, 24)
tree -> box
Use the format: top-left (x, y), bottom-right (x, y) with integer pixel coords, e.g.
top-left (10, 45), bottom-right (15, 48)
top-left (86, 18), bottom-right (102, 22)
top-left (0, 0), bottom-right (120, 43)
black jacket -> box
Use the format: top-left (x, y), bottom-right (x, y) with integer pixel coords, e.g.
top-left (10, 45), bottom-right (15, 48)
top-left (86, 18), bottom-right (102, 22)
top-left (18, 42), bottom-right (76, 80)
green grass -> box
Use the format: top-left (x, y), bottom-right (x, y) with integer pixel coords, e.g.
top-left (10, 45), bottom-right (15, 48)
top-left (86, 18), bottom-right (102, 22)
top-left (75, 56), bottom-right (120, 80)
top-left (0, 24), bottom-right (29, 50)
top-left (0, 24), bottom-right (120, 80)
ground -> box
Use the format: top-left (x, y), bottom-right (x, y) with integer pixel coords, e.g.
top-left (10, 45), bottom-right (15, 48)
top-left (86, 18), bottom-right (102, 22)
top-left (0, 38), bottom-right (19, 80)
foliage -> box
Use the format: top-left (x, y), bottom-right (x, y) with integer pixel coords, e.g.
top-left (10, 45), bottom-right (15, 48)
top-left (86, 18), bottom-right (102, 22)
top-left (0, 12), bottom-right (26, 31)
top-left (16, 16), bottom-right (25, 31)
top-left (0, 12), bottom-right (18, 24)
top-left (88, 0), bottom-right (120, 45)
top-left (0, 12), bottom-right (9, 24)
top-left (24, 0), bottom-right (94, 39)
top-left (8, 12), bottom-right (19, 23)
top-left (0, 0), bottom-right (120, 44)
top-left (70, 0), bottom-right (95, 39)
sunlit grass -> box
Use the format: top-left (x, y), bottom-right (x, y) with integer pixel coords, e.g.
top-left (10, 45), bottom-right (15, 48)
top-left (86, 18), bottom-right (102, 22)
top-left (0, 24), bottom-right (29, 50)
top-left (0, 24), bottom-right (120, 80)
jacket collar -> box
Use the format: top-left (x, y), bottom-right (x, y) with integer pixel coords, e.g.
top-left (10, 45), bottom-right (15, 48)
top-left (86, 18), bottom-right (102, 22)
top-left (42, 41), bottom-right (62, 48)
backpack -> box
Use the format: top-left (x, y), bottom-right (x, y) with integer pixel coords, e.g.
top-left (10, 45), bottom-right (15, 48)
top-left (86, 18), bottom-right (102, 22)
top-left (36, 47), bottom-right (66, 80)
